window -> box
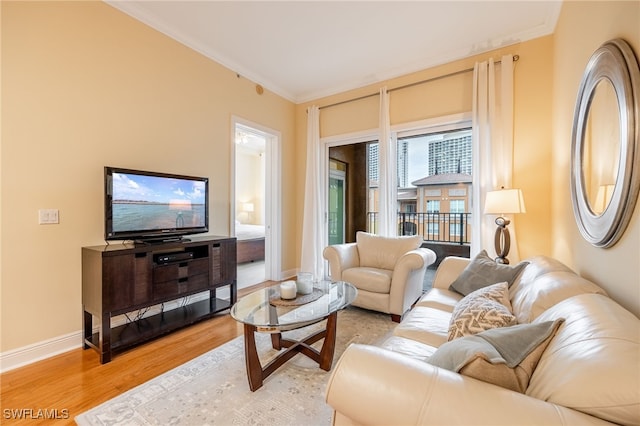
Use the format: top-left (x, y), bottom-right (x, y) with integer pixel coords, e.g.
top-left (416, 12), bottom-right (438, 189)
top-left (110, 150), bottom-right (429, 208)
top-left (397, 129), bottom-right (472, 189)
top-left (426, 200), bottom-right (440, 213)
top-left (331, 113), bottom-right (472, 242)
top-left (450, 199), bottom-right (465, 213)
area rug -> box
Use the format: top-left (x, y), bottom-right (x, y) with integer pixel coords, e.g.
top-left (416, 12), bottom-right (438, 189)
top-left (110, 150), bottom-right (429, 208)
top-left (75, 307), bottom-right (397, 426)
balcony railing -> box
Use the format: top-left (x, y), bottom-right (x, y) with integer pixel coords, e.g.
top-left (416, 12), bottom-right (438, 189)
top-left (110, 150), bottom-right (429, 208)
top-left (367, 212), bottom-right (471, 245)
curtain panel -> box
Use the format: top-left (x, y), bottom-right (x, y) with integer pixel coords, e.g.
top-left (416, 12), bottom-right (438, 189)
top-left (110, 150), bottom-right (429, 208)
top-left (378, 87), bottom-right (397, 237)
top-left (300, 105), bottom-right (326, 280)
top-left (471, 55), bottom-right (521, 261)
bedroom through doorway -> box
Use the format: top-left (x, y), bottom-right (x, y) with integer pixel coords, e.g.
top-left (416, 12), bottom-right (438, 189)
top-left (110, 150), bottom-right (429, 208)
top-left (233, 120), bottom-right (280, 289)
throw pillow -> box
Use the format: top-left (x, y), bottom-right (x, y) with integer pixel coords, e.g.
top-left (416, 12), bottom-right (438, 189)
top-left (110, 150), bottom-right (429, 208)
top-left (428, 319), bottom-right (565, 393)
top-left (448, 282), bottom-right (516, 341)
top-left (449, 250), bottom-right (528, 296)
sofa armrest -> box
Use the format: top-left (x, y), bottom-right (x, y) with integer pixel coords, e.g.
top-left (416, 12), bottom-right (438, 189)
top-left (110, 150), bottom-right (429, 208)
top-left (323, 243), bottom-right (359, 281)
top-left (432, 256), bottom-right (471, 290)
top-left (326, 344), bottom-right (612, 426)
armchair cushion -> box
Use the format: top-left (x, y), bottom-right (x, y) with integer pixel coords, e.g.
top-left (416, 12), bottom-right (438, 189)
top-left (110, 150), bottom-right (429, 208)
top-left (342, 267), bottom-right (392, 294)
top-left (356, 232), bottom-right (422, 270)
top-left (449, 250), bottom-right (528, 296)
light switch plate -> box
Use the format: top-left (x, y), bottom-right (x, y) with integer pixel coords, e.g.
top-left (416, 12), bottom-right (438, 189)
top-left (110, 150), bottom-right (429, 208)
top-left (39, 209), bottom-right (59, 224)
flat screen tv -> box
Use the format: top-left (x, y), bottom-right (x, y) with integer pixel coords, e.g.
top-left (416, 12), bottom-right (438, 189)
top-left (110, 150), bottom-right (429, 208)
top-left (105, 166), bottom-right (209, 243)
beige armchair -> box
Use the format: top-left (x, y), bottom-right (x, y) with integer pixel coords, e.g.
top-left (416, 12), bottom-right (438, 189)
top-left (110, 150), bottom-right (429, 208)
top-left (323, 231), bottom-right (436, 322)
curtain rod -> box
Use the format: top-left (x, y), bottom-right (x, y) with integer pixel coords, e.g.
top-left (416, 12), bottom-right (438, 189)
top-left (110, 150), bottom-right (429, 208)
top-left (318, 54), bottom-right (519, 111)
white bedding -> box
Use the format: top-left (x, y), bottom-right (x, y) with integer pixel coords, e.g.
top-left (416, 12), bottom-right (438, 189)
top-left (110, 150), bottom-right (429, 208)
top-left (236, 223), bottom-right (265, 240)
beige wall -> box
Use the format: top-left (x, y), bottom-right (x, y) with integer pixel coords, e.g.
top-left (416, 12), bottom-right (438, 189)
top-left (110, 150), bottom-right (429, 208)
top-left (296, 36), bottom-right (555, 270)
top-left (551, 1), bottom-right (640, 316)
top-left (1, 1), bottom-right (296, 352)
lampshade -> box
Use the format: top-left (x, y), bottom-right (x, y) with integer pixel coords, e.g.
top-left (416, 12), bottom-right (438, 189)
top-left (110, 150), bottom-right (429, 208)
top-left (242, 202), bottom-right (254, 212)
top-left (592, 184), bottom-right (614, 214)
top-left (484, 188), bottom-right (526, 215)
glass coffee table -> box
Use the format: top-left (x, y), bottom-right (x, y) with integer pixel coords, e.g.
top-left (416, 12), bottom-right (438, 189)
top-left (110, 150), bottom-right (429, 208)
top-left (230, 280), bottom-right (357, 391)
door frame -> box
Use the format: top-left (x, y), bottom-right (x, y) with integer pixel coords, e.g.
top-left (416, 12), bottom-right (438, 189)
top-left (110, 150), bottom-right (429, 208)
top-left (231, 116), bottom-right (282, 281)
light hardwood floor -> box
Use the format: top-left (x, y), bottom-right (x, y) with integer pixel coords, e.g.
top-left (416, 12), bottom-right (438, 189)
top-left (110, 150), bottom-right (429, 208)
top-left (0, 282), bottom-right (275, 425)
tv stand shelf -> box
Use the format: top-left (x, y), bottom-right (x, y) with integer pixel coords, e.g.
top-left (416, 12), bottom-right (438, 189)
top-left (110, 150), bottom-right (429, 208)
top-left (82, 236), bottom-right (237, 363)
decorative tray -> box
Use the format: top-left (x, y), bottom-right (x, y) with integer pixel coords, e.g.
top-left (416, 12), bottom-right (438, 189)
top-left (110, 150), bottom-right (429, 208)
top-left (269, 288), bottom-right (323, 306)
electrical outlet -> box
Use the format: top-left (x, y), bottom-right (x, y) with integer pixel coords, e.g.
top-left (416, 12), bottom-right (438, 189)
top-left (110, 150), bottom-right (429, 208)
top-left (39, 209), bottom-right (59, 224)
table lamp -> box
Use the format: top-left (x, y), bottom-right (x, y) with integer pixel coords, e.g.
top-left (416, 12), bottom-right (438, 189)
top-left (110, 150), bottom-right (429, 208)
top-left (484, 188), bottom-right (526, 264)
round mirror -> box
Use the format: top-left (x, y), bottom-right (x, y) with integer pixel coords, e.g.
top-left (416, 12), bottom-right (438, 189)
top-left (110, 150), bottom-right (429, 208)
top-left (571, 38), bottom-right (640, 248)
top-left (582, 79), bottom-right (620, 215)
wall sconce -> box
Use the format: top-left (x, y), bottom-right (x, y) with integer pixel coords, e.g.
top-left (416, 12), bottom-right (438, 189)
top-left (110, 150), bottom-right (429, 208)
top-left (484, 188), bottom-right (526, 264)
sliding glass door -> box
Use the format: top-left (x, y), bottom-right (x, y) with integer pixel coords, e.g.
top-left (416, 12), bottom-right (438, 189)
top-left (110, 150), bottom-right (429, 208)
top-left (328, 160), bottom-right (346, 245)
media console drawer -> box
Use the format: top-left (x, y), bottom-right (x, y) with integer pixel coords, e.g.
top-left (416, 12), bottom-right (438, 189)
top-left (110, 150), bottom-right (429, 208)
top-left (153, 271), bottom-right (210, 300)
top-left (153, 257), bottom-right (209, 283)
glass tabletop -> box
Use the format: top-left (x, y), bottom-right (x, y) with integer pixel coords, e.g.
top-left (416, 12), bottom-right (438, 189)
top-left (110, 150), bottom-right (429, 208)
top-left (230, 281), bottom-right (357, 332)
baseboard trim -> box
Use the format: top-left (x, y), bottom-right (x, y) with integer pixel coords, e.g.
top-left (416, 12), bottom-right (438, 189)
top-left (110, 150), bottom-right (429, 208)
top-left (0, 292), bottom-right (217, 373)
top-left (0, 331), bottom-right (82, 374)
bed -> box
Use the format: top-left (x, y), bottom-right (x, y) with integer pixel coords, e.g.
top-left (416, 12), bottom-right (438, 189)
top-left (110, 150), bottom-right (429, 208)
top-left (236, 223), bottom-right (265, 264)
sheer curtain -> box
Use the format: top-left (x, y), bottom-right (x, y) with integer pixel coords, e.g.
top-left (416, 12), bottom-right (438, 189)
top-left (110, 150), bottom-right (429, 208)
top-left (471, 55), bottom-right (520, 261)
top-left (300, 105), bottom-right (326, 280)
top-left (378, 87), bottom-right (397, 236)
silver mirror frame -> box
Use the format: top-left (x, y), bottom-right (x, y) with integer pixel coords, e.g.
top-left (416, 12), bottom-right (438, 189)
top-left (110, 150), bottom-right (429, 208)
top-left (571, 38), bottom-right (640, 248)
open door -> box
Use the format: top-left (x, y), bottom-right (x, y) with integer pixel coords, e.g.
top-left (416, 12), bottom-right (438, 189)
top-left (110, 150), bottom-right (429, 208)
top-left (232, 118), bottom-right (281, 288)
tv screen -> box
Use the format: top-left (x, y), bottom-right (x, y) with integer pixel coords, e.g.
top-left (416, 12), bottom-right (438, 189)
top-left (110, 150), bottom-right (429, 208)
top-left (105, 167), bottom-right (209, 242)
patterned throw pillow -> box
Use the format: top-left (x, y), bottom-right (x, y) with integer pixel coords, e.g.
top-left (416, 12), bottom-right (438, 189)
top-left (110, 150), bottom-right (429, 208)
top-left (448, 282), bottom-right (516, 341)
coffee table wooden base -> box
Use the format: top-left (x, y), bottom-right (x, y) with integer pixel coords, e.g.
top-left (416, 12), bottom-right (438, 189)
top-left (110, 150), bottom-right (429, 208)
top-left (243, 311), bottom-right (338, 391)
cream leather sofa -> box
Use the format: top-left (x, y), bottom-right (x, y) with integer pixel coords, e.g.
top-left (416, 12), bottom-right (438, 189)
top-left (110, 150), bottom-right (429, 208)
top-left (323, 232), bottom-right (437, 322)
top-left (326, 255), bottom-right (640, 425)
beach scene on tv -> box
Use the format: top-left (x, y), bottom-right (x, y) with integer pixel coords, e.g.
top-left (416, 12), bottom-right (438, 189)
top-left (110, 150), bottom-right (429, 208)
top-left (112, 172), bottom-right (206, 232)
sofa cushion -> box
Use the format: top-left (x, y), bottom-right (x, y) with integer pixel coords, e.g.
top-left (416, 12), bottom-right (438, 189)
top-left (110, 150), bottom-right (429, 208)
top-left (393, 306), bottom-right (450, 348)
top-left (356, 232), bottom-right (422, 270)
top-left (449, 250), bottom-right (528, 296)
top-left (415, 288), bottom-right (463, 313)
top-left (429, 319), bottom-right (564, 393)
top-left (510, 269), bottom-right (608, 324)
top-left (448, 282), bottom-right (516, 340)
top-left (527, 294), bottom-right (640, 426)
top-left (342, 267), bottom-right (393, 294)
top-left (380, 335), bottom-right (438, 361)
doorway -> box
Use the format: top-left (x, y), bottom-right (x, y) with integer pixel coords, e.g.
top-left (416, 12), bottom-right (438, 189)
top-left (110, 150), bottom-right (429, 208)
top-left (232, 118), bottom-right (281, 289)
top-left (327, 143), bottom-right (370, 243)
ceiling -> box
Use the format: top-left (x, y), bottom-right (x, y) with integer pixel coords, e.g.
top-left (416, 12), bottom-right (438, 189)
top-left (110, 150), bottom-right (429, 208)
top-left (106, 1), bottom-right (562, 103)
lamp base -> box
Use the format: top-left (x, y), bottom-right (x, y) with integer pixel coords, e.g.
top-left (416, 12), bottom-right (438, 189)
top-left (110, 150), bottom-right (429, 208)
top-left (494, 217), bottom-right (511, 264)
